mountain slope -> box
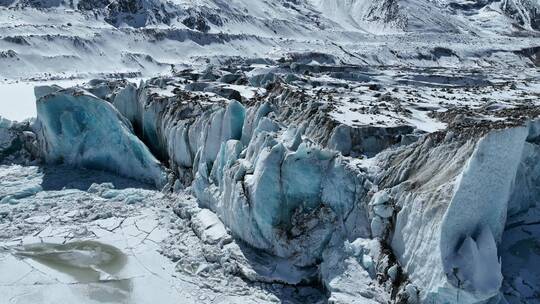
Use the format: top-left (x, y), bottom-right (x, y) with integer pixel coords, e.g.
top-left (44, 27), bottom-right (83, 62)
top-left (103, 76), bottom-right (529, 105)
top-left (0, 0), bottom-right (538, 81)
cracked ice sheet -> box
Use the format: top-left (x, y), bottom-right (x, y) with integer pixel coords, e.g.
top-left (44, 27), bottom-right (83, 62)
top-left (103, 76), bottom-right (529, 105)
top-left (0, 209), bottom-right (196, 304)
top-left (0, 168), bottom-right (210, 304)
top-left (0, 165), bottom-right (323, 304)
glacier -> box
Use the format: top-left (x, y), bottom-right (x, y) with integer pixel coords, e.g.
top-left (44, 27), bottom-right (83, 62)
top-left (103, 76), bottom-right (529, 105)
top-left (0, 0), bottom-right (538, 303)
top-left (14, 61), bottom-right (537, 303)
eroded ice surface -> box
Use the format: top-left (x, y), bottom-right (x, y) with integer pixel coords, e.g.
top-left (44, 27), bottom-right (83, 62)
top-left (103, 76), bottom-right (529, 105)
top-left (35, 86), bottom-right (166, 187)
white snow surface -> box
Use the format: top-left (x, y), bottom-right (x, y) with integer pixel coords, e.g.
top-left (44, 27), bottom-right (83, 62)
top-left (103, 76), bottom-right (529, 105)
top-left (0, 80), bottom-right (86, 121)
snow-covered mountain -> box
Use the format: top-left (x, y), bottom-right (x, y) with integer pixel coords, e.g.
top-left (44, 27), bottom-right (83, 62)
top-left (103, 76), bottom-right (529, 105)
top-left (0, 0), bottom-right (538, 81)
top-left (4, 0), bottom-right (538, 33)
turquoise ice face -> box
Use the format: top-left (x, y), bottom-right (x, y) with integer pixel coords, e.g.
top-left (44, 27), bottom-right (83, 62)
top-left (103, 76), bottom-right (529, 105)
top-left (36, 87), bottom-right (166, 187)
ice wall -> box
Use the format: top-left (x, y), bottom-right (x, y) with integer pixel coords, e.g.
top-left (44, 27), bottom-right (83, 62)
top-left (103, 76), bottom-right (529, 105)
top-left (374, 120), bottom-right (540, 303)
top-left (193, 129), bottom-right (372, 266)
top-left (438, 127), bottom-right (529, 301)
top-left (35, 86), bottom-right (166, 187)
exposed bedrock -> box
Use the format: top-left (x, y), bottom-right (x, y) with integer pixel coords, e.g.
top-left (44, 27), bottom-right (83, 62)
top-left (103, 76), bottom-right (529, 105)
top-left (32, 77), bottom-right (540, 303)
top-left (501, 0), bottom-right (540, 31)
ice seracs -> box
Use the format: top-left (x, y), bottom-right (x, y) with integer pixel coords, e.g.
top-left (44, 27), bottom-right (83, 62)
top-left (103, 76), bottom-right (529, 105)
top-left (34, 86), bottom-right (166, 187)
top-left (0, 48), bottom-right (532, 303)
